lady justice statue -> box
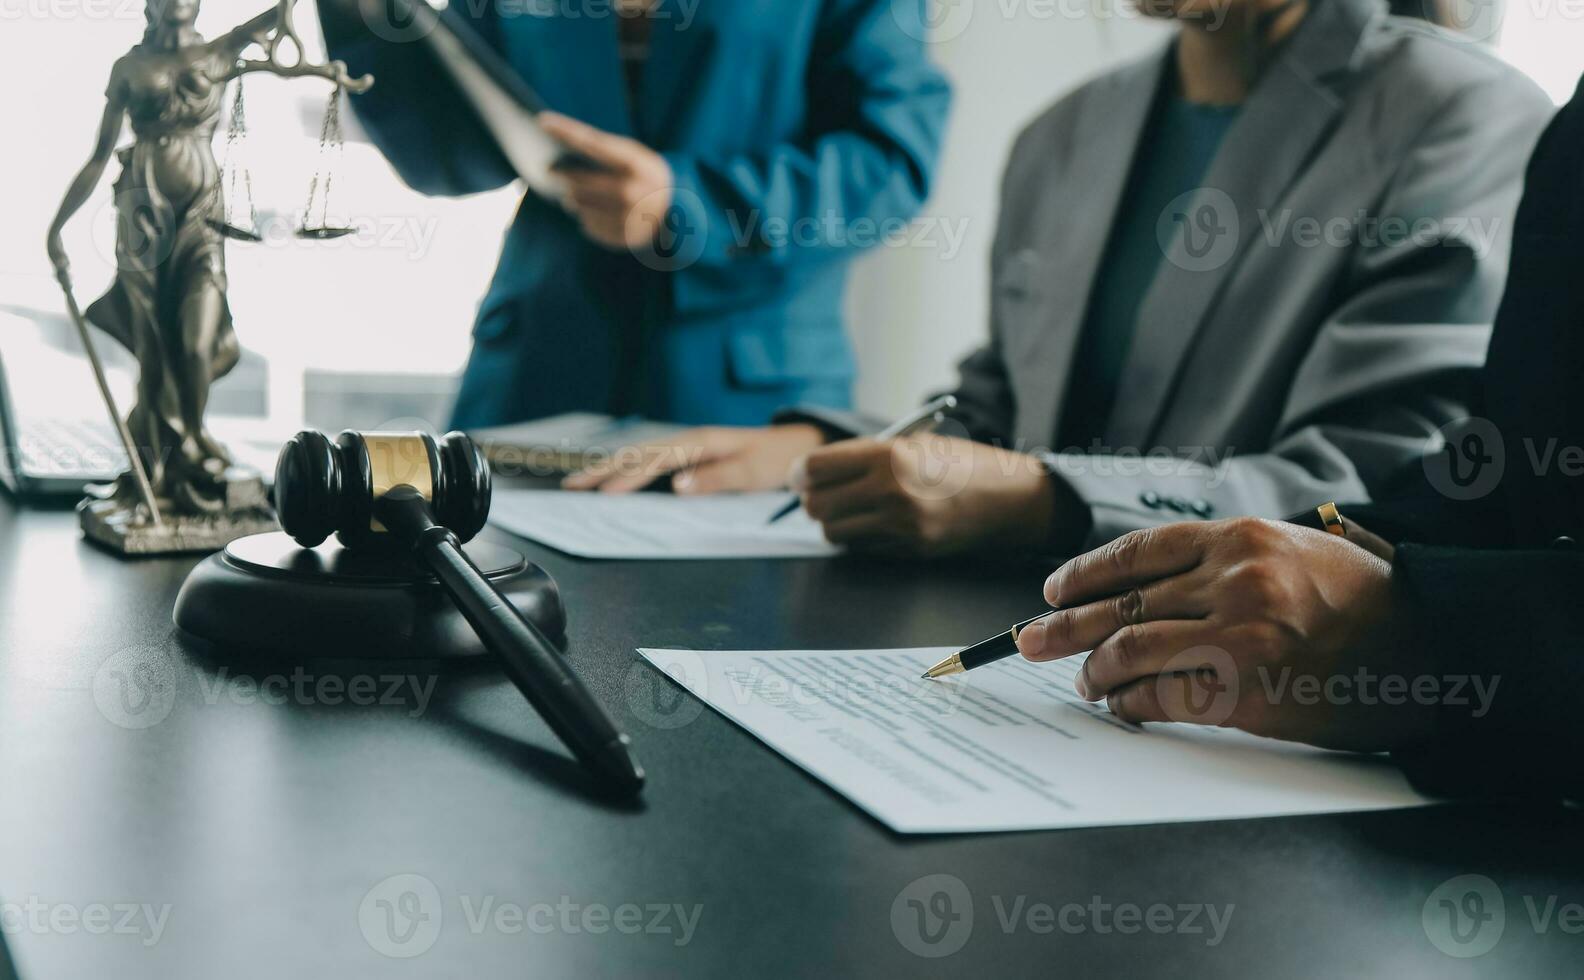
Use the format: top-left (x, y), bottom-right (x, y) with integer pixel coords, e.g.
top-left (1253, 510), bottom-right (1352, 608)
top-left (46, 0), bottom-right (372, 554)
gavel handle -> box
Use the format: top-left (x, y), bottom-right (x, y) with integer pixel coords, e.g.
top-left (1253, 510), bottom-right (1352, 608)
top-left (378, 487), bottom-right (645, 795)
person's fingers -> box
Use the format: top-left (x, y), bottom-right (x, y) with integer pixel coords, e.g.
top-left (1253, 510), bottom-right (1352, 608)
top-left (563, 172), bottom-right (629, 206)
top-left (592, 464), bottom-right (675, 494)
top-left (574, 210), bottom-right (628, 247)
top-left (800, 439), bottom-right (888, 490)
top-left (802, 468), bottom-right (892, 525)
top-left (1044, 524), bottom-right (1211, 608)
top-left (567, 191), bottom-right (623, 218)
top-left (673, 456), bottom-right (755, 495)
top-left (787, 455), bottom-right (811, 492)
top-left (561, 448), bottom-right (635, 490)
top-left (1075, 622), bottom-right (1225, 700)
top-left (1344, 521), bottom-right (1395, 564)
top-left (1105, 669), bottom-right (1228, 727)
top-left (539, 112), bottom-right (638, 172)
top-left (1016, 576), bottom-right (1209, 663)
top-left (820, 508), bottom-right (909, 549)
top-left (562, 440), bottom-right (713, 493)
top-left (564, 445), bottom-right (653, 489)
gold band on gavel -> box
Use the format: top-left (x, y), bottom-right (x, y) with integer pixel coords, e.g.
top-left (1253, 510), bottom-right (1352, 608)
top-left (363, 433), bottom-right (434, 531)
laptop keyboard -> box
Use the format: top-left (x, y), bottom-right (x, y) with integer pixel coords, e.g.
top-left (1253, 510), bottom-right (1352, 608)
top-left (14, 417), bottom-right (284, 482)
top-left (17, 417), bottom-right (124, 479)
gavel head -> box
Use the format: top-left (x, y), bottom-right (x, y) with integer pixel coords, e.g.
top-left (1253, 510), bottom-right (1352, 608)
top-left (275, 430), bottom-right (491, 550)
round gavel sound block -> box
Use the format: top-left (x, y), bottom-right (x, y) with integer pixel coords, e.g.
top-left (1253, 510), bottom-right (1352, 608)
top-left (181, 429), bottom-right (642, 794)
top-left (173, 530), bottom-right (566, 661)
top-left (174, 429), bottom-right (564, 660)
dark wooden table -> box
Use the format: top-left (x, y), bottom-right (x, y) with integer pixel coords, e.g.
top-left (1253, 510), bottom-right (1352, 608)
top-left (0, 497), bottom-right (1579, 978)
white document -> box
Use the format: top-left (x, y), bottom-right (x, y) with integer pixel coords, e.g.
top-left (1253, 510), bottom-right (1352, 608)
top-left (490, 490), bottom-right (838, 560)
top-left (637, 648), bottom-right (1432, 833)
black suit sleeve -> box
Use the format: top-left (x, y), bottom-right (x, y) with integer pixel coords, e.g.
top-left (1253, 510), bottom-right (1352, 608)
top-left (1342, 465), bottom-right (1513, 550)
top-left (1374, 77), bottom-right (1584, 800)
top-left (1389, 544), bottom-right (1584, 800)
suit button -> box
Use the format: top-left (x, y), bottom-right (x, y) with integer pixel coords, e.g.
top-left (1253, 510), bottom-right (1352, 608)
top-left (1140, 491), bottom-right (1162, 509)
top-left (1191, 499), bottom-right (1214, 518)
top-left (1164, 497), bottom-right (1188, 514)
top-left (1554, 536), bottom-right (1577, 550)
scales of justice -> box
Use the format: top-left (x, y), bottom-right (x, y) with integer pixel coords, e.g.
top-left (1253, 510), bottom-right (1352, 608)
top-left (46, 0), bottom-right (374, 555)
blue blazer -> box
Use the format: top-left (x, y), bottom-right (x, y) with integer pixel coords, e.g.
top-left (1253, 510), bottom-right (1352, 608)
top-left (322, 0), bottom-right (951, 428)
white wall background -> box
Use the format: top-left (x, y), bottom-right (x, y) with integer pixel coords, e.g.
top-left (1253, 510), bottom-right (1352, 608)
top-left (843, 0), bottom-right (1584, 418)
top-left (0, 0), bottom-right (1578, 428)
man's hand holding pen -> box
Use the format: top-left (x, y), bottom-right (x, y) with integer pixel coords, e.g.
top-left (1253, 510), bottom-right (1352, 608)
top-left (1010, 518), bottom-right (1435, 752)
top-left (788, 434), bottom-right (1059, 556)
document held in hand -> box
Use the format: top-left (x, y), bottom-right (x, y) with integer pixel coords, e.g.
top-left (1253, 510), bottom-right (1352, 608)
top-left (636, 648), bottom-right (1432, 833)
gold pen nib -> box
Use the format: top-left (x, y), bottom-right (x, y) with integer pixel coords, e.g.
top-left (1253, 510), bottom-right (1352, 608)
top-left (921, 653), bottom-right (965, 680)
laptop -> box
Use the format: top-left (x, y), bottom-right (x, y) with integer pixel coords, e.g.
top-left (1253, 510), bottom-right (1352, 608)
top-left (0, 308), bottom-right (285, 501)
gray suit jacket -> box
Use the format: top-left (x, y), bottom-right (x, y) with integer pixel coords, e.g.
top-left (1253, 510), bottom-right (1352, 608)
top-left (786, 0), bottom-right (1554, 549)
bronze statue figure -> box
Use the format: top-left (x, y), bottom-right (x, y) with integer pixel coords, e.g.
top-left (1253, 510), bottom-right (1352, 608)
top-left (46, 0), bottom-right (371, 553)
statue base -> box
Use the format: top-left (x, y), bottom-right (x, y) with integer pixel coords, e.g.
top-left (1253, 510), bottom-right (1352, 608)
top-left (78, 467), bottom-right (278, 556)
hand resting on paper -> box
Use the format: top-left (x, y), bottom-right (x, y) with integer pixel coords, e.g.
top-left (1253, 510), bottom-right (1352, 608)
top-left (1015, 518), bottom-right (1437, 752)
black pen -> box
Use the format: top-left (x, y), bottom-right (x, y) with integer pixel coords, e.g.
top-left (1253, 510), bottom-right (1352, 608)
top-left (921, 613), bottom-right (1051, 679)
top-left (922, 503), bottom-right (1354, 680)
top-left (767, 394), bottom-right (958, 524)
